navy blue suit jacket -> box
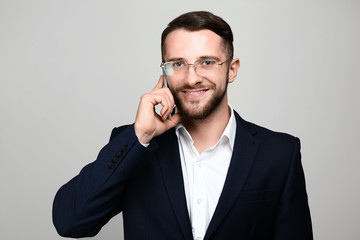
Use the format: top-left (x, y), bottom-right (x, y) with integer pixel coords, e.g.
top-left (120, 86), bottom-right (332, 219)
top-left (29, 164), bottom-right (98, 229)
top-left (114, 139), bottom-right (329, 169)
top-left (53, 112), bottom-right (312, 239)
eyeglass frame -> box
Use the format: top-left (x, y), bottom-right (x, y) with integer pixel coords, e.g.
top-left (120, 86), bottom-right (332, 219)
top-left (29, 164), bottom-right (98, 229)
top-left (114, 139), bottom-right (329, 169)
top-left (160, 58), bottom-right (232, 77)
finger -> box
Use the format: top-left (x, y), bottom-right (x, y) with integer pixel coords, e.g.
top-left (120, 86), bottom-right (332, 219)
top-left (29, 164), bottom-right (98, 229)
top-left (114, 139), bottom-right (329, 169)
top-left (160, 97), bottom-right (172, 120)
top-left (161, 86), bottom-right (175, 107)
top-left (154, 94), bottom-right (169, 110)
top-left (164, 113), bottom-right (181, 128)
top-left (160, 102), bottom-right (170, 119)
top-left (152, 89), bottom-right (172, 119)
top-left (147, 93), bottom-right (172, 118)
top-left (168, 91), bottom-right (175, 112)
top-left (153, 75), bottom-right (164, 91)
top-left (158, 87), bottom-right (175, 119)
top-left (152, 79), bottom-right (174, 105)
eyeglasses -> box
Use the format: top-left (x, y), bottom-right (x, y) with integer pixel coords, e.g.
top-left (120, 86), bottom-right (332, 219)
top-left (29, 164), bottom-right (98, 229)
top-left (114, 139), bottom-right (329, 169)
top-left (160, 59), bottom-right (231, 77)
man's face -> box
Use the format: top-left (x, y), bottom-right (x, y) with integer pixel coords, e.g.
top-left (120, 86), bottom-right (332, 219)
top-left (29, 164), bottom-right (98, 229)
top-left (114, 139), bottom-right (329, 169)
top-left (163, 29), bottom-right (236, 120)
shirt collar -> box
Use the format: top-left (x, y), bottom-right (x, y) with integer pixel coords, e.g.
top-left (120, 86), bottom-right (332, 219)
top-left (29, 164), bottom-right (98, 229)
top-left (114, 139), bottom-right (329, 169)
top-left (175, 104), bottom-right (237, 150)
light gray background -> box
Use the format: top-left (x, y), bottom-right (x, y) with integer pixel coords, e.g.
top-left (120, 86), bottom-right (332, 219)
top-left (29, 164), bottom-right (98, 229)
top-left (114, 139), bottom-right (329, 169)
top-left (1, 0), bottom-right (359, 239)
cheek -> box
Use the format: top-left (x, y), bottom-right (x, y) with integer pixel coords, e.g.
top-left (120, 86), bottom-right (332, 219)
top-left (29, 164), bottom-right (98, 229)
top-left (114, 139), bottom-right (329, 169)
top-left (166, 77), bottom-right (184, 91)
top-left (213, 75), bottom-right (229, 89)
top-left (166, 80), bottom-right (181, 98)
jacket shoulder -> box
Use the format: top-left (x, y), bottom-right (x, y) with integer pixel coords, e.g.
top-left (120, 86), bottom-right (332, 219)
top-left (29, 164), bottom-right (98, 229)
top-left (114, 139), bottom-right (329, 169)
top-left (236, 112), bottom-right (299, 147)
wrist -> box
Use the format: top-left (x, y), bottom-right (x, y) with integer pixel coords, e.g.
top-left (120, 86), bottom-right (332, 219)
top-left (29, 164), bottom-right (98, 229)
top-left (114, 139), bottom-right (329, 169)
top-left (134, 125), bottom-right (153, 145)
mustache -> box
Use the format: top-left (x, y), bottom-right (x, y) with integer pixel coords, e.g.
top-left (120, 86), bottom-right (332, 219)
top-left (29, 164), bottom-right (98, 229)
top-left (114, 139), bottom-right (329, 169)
top-left (171, 83), bottom-right (215, 92)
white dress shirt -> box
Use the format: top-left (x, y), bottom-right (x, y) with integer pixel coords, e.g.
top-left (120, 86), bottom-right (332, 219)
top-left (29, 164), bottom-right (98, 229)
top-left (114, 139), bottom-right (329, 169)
top-left (175, 105), bottom-right (236, 240)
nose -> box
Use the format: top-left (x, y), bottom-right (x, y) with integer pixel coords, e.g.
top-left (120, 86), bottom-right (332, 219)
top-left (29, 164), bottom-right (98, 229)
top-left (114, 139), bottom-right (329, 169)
top-left (184, 64), bottom-right (202, 86)
top-left (187, 63), bottom-right (197, 72)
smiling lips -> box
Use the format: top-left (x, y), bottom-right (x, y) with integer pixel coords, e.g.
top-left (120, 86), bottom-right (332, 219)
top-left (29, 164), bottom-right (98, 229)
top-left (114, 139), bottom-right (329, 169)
top-left (183, 89), bottom-right (209, 99)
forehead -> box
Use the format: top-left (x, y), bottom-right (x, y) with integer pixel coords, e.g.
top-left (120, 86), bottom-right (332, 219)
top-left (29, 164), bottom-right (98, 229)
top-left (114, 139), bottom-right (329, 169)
top-left (163, 29), bottom-right (226, 61)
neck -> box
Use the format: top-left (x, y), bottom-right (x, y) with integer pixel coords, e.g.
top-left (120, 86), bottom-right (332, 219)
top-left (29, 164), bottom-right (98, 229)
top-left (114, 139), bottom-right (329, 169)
top-left (182, 99), bottom-right (231, 154)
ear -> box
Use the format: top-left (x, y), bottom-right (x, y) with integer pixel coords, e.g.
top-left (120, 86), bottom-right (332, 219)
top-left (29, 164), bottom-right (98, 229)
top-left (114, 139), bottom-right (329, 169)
top-left (227, 58), bottom-right (240, 83)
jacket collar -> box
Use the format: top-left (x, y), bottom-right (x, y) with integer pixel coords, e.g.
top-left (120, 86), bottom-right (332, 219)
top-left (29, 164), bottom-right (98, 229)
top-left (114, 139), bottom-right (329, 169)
top-left (204, 111), bottom-right (260, 239)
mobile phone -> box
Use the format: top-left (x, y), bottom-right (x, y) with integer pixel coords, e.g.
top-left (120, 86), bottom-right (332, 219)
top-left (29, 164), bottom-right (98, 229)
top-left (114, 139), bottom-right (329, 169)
top-left (162, 71), bottom-right (177, 119)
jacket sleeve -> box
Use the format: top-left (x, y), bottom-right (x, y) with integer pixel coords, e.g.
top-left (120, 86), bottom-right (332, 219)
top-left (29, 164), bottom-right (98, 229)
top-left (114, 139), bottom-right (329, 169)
top-left (52, 124), bottom-right (156, 238)
top-left (273, 138), bottom-right (313, 239)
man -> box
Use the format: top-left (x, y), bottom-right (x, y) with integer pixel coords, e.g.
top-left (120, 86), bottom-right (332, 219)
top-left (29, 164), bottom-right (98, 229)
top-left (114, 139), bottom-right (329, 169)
top-left (53, 11), bottom-right (313, 239)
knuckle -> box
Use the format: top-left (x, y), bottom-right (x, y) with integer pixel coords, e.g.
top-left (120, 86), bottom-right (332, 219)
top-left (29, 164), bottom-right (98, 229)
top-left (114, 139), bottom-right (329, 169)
top-left (140, 93), bottom-right (148, 99)
top-left (140, 93), bottom-right (152, 101)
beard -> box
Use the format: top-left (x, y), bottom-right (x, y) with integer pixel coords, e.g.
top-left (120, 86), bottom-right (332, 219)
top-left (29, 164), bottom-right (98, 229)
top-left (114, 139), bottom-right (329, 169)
top-left (169, 77), bottom-right (228, 120)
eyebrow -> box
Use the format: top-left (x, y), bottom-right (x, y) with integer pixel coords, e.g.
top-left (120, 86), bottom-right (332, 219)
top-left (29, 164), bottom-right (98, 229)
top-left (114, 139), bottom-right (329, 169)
top-left (166, 55), bottom-right (221, 62)
top-left (198, 55), bottom-right (221, 61)
top-left (166, 57), bottom-right (184, 62)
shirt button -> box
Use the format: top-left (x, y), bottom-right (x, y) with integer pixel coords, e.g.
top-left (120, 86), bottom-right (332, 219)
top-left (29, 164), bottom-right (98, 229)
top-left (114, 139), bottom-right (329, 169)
top-left (197, 198), bottom-right (202, 204)
top-left (196, 237), bottom-right (201, 240)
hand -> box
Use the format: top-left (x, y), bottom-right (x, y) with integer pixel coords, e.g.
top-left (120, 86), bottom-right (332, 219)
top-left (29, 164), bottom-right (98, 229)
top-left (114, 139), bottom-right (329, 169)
top-left (134, 75), bottom-right (181, 144)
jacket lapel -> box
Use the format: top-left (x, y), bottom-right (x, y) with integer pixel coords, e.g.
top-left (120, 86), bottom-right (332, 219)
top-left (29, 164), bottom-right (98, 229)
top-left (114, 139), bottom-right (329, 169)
top-left (204, 112), bottom-right (260, 240)
top-left (155, 129), bottom-right (193, 240)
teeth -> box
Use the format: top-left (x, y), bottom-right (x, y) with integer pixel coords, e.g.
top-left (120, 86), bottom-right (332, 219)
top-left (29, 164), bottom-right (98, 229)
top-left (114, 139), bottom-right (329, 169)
top-left (186, 90), bottom-right (206, 94)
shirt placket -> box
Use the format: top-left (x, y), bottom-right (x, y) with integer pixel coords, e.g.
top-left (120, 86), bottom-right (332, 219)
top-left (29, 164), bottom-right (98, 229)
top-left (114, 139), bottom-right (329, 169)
top-left (191, 157), bottom-right (207, 240)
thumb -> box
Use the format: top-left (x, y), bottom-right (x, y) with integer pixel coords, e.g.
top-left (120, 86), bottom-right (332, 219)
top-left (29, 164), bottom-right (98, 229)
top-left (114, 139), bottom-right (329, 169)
top-left (165, 113), bottom-right (181, 129)
top-left (153, 75), bottom-right (164, 91)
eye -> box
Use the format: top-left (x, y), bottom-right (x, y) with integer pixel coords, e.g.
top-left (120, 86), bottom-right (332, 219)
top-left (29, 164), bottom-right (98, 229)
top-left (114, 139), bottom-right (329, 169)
top-left (201, 59), bottom-right (216, 67)
top-left (173, 61), bottom-right (185, 68)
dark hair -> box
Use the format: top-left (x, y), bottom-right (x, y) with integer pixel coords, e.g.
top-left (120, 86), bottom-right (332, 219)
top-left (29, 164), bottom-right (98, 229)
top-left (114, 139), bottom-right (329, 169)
top-left (161, 11), bottom-right (234, 61)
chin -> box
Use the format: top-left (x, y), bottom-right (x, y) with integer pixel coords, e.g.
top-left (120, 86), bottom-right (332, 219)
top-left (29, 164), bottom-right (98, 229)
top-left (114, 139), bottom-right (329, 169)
top-left (178, 102), bottom-right (218, 120)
